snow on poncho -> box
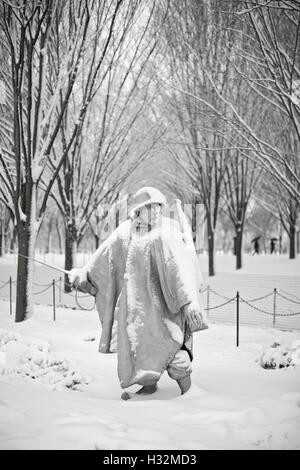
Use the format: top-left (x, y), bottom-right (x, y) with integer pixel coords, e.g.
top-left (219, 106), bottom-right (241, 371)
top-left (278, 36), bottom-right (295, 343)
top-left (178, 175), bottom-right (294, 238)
top-left (82, 216), bottom-right (206, 388)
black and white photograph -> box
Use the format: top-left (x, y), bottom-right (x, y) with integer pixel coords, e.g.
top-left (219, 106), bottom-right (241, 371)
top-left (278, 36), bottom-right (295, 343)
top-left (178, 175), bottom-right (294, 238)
top-left (0, 0), bottom-right (299, 452)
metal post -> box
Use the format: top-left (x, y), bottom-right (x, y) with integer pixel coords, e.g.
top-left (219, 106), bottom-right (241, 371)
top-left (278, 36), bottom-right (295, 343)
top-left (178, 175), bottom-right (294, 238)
top-left (273, 288), bottom-right (277, 328)
top-left (59, 276), bottom-right (62, 304)
top-left (52, 279), bottom-right (56, 322)
top-left (207, 285), bottom-right (210, 317)
top-left (236, 291), bottom-right (240, 347)
top-left (9, 276), bottom-right (12, 316)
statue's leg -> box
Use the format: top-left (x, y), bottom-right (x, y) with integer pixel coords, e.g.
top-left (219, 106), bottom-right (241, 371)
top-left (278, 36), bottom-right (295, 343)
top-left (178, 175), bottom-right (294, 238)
top-left (176, 374), bottom-right (191, 395)
top-left (121, 382), bottom-right (158, 400)
top-left (167, 350), bottom-right (192, 395)
top-left (136, 383), bottom-right (158, 395)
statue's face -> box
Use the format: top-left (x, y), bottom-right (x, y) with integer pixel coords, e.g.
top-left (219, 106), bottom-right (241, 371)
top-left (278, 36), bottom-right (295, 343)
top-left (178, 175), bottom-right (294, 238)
top-left (136, 203), bottom-right (162, 227)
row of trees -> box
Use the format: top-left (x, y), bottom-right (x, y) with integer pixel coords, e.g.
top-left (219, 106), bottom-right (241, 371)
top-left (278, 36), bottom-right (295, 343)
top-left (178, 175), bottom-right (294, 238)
top-left (0, 0), bottom-right (299, 321)
top-left (0, 0), bottom-right (168, 320)
top-left (152, 0), bottom-right (300, 274)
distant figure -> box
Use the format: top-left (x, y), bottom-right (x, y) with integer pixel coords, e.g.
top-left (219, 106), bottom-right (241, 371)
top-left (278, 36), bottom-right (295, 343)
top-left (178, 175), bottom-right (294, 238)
top-left (252, 237), bottom-right (260, 255)
top-left (270, 238), bottom-right (277, 254)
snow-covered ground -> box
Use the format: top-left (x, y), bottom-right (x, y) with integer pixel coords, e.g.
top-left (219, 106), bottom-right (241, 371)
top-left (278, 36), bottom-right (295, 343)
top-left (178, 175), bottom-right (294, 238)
top-left (0, 300), bottom-right (299, 450)
top-left (200, 252), bottom-right (300, 276)
top-left (0, 253), bottom-right (300, 449)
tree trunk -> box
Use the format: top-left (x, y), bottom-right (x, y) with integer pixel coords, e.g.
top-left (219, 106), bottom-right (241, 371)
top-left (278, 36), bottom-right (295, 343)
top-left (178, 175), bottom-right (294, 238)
top-left (207, 222), bottom-right (215, 276)
top-left (64, 226), bottom-right (77, 292)
top-left (235, 228), bottom-right (243, 270)
top-left (279, 222), bottom-right (282, 254)
top-left (95, 233), bottom-right (100, 250)
top-left (0, 221), bottom-right (3, 257)
top-left (10, 225), bottom-right (17, 253)
top-left (15, 183), bottom-right (37, 323)
top-left (289, 223), bottom-right (296, 259)
top-left (45, 219), bottom-right (53, 254)
top-left (56, 220), bottom-right (63, 254)
top-left (15, 223), bottom-right (36, 322)
top-left (192, 201), bottom-right (197, 245)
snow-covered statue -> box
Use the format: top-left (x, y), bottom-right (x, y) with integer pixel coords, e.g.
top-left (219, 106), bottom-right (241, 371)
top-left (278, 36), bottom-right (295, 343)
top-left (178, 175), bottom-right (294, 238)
top-left (69, 187), bottom-right (208, 400)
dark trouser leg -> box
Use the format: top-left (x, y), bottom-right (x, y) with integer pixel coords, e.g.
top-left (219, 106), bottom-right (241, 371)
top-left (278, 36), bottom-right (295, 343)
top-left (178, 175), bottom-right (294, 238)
top-left (176, 374), bottom-right (191, 395)
top-left (136, 383), bottom-right (158, 395)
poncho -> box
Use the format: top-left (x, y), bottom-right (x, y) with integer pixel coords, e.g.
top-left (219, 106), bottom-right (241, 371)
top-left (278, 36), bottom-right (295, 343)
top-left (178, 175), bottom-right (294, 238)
top-left (82, 216), bottom-right (206, 388)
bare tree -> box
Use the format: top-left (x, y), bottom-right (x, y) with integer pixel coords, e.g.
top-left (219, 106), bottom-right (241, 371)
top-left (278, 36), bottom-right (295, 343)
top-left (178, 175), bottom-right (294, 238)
top-left (47, 0), bottom-right (168, 290)
top-left (239, 0), bottom-right (300, 139)
top-left (214, 0), bottom-right (300, 201)
top-left (0, 0), bottom-right (97, 321)
top-left (221, 77), bottom-right (262, 269)
top-left (224, 149), bottom-right (260, 268)
top-left (155, 0), bottom-right (244, 275)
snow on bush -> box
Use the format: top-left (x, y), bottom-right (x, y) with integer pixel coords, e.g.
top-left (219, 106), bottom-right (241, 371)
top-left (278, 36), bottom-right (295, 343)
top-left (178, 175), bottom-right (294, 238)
top-left (259, 340), bottom-right (300, 369)
top-left (0, 329), bottom-right (90, 390)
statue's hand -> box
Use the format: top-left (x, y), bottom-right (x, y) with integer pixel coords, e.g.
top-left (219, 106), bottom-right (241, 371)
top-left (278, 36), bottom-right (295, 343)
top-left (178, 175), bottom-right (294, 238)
top-left (80, 278), bottom-right (97, 296)
top-left (184, 301), bottom-right (208, 332)
top-left (68, 269), bottom-right (97, 296)
top-left (68, 268), bottom-right (83, 288)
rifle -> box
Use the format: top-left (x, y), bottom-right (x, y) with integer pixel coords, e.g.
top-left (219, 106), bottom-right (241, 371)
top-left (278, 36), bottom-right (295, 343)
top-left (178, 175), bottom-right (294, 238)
top-left (17, 253), bottom-right (70, 275)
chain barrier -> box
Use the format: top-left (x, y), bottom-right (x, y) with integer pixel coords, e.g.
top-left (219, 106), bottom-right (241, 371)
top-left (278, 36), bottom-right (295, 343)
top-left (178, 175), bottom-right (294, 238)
top-left (276, 290), bottom-right (300, 305)
top-left (205, 296), bottom-right (236, 311)
top-left (208, 287), bottom-right (232, 301)
top-left (279, 289), bottom-right (300, 303)
top-left (241, 292), bottom-right (274, 303)
top-left (0, 280), bottom-right (10, 290)
top-left (239, 296), bottom-right (300, 317)
top-left (33, 284), bottom-right (53, 295)
top-left (34, 278), bottom-right (60, 287)
top-left (0, 277), bottom-right (95, 313)
top-left (209, 286), bottom-right (274, 303)
top-left (1, 277), bottom-right (300, 316)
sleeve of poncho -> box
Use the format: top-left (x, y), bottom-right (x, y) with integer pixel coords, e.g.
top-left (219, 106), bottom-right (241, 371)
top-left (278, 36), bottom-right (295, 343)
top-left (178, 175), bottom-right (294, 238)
top-left (81, 223), bottom-right (129, 352)
top-left (87, 238), bottom-right (118, 348)
top-left (153, 236), bottom-right (200, 315)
